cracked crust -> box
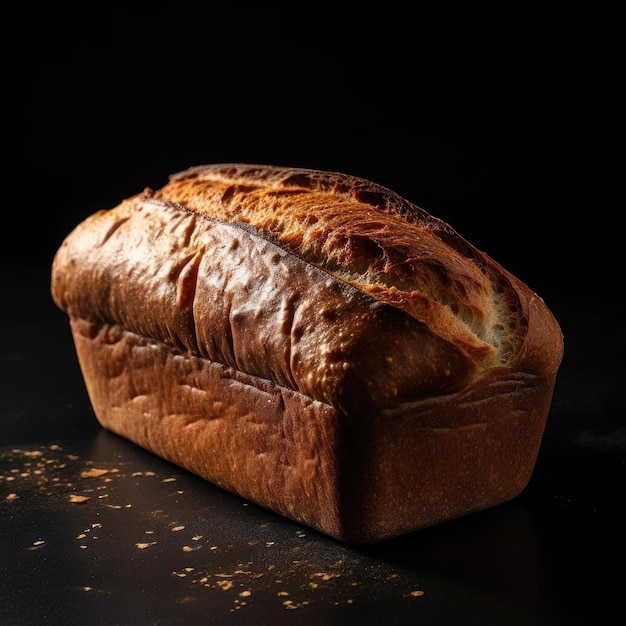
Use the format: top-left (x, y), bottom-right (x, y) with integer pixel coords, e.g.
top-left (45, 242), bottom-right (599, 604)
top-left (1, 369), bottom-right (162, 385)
top-left (156, 165), bottom-right (520, 368)
top-left (51, 164), bottom-right (563, 542)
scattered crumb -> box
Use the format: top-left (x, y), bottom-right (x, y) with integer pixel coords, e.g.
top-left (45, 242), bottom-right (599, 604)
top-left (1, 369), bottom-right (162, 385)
top-left (216, 580), bottom-right (234, 591)
top-left (2, 444), bottom-right (428, 611)
top-left (282, 599), bottom-right (310, 610)
top-left (22, 450), bottom-right (44, 458)
top-left (312, 572), bottom-right (339, 581)
top-left (69, 495), bottom-right (89, 503)
top-left (80, 468), bottom-right (109, 478)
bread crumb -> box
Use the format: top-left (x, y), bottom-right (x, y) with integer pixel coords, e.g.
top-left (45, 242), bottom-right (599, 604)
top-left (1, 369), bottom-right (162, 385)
top-left (135, 542), bottom-right (156, 549)
top-left (80, 468), bottom-right (109, 478)
top-left (6, 493), bottom-right (19, 501)
top-left (410, 590), bottom-right (425, 597)
top-left (283, 600), bottom-right (309, 609)
top-left (69, 495), bottom-right (89, 503)
top-left (22, 450), bottom-right (44, 458)
top-left (311, 572), bottom-right (339, 581)
top-left (216, 580), bottom-right (233, 591)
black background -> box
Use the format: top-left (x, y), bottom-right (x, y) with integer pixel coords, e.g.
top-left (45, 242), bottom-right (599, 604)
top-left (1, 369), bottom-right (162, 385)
top-left (5, 1), bottom-right (622, 450)
top-left (2, 3), bottom-right (624, 625)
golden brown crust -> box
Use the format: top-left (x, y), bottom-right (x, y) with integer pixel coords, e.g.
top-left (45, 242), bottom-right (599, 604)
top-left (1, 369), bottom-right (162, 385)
top-left (51, 164), bottom-right (564, 543)
top-left (157, 167), bottom-right (494, 361)
top-left (155, 164), bottom-right (539, 371)
top-left (52, 194), bottom-right (475, 410)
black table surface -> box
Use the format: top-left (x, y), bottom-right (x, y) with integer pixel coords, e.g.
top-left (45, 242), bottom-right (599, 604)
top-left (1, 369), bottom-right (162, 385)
top-left (1, 267), bottom-right (623, 626)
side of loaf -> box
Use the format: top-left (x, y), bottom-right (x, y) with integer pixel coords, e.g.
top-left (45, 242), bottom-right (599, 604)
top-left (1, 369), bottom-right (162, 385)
top-left (51, 164), bottom-right (564, 543)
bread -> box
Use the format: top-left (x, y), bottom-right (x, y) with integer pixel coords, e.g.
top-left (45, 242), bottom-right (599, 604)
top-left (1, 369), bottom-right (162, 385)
top-left (51, 163), bottom-right (564, 543)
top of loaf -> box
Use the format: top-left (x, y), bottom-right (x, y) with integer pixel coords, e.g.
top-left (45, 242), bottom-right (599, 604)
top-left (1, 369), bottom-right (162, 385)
top-left (150, 163), bottom-right (545, 372)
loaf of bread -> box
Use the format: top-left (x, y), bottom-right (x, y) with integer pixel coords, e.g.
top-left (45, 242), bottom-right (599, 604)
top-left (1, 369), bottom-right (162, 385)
top-left (51, 164), bottom-right (563, 543)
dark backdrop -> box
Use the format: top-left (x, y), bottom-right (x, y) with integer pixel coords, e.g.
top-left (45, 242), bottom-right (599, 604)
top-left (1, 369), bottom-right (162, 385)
top-left (3, 2), bottom-right (623, 475)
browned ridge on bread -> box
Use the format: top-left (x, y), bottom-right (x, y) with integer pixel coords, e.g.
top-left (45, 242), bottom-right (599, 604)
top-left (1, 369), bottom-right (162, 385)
top-left (155, 165), bottom-right (523, 369)
top-left (51, 164), bottom-right (564, 543)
